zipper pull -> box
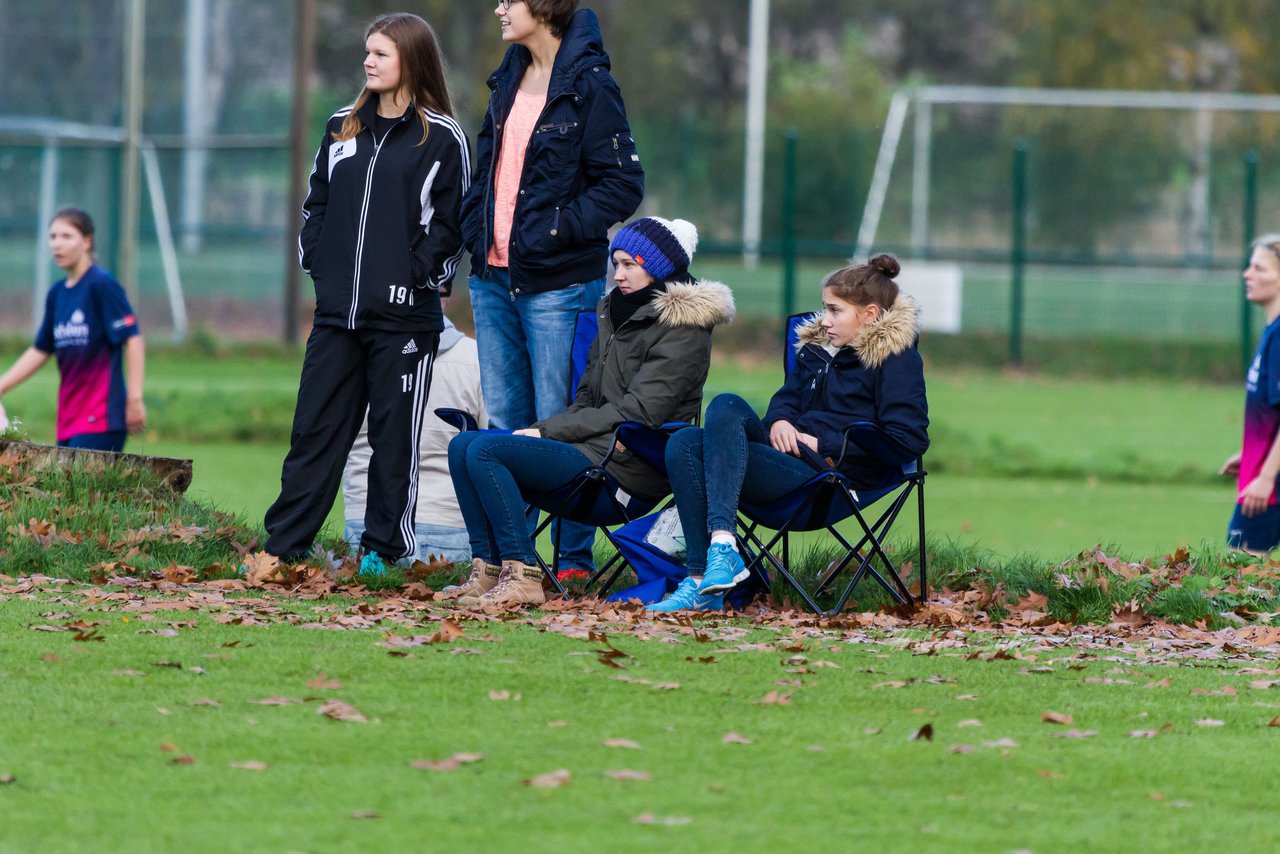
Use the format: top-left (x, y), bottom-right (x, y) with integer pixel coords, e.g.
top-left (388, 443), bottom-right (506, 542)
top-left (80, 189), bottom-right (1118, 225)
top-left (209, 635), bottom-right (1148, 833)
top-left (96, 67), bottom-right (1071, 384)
top-left (613, 135), bottom-right (621, 167)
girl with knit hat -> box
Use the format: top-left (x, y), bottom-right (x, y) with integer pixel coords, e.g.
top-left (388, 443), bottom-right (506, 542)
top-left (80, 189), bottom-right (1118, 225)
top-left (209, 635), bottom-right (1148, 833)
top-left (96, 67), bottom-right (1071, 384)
top-left (444, 216), bottom-right (734, 609)
top-left (649, 254), bottom-right (929, 612)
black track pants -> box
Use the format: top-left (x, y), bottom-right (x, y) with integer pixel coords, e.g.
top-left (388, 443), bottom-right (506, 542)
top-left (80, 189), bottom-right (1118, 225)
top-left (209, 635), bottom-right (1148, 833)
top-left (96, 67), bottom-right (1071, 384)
top-left (264, 324), bottom-right (438, 561)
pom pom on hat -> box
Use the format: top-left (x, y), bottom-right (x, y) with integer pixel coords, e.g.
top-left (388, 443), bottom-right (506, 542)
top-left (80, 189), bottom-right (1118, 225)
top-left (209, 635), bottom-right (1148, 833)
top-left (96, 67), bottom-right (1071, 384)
top-left (610, 216), bottom-right (699, 281)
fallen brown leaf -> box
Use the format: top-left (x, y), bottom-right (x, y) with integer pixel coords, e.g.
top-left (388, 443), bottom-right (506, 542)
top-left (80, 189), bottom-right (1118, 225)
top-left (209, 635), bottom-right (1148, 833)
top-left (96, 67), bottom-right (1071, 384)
top-left (0, 774), bottom-right (16, 785)
top-left (350, 810), bottom-right (380, 820)
top-left (306, 673), bottom-right (341, 689)
top-left (605, 770), bottom-right (652, 781)
top-left (317, 700), bottom-right (368, 723)
top-left (753, 691), bottom-right (792, 706)
top-left (248, 696), bottom-right (304, 706)
top-left (1055, 729), bottom-right (1098, 739)
top-left (1041, 710), bottom-right (1073, 725)
top-left (159, 742), bottom-right (179, 753)
top-left (229, 760), bottom-right (267, 771)
top-left (911, 723), bottom-right (934, 741)
top-left (632, 813), bottom-right (692, 826)
top-left (427, 619), bottom-right (465, 644)
top-left (957, 719), bottom-right (983, 728)
top-left (523, 769), bottom-right (571, 788)
top-left (602, 739), bottom-right (642, 750)
top-left (721, 732), bottom-right (752, 745)
top-left (410, 753), bottom-right (484, 771)
top-left (169, 755), bottom-right (196, 765)
top-left (488, 690), bottom-right (521, 701)
top-left (1194, 718), bottom-right (1224, 727)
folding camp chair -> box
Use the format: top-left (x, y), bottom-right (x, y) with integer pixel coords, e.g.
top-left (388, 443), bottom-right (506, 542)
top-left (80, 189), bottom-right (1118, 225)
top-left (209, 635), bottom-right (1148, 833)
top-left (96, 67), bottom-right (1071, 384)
top-left (436, 310), bottom-right (685, 598)
top-left (734, 312), bottom-right (927, 615)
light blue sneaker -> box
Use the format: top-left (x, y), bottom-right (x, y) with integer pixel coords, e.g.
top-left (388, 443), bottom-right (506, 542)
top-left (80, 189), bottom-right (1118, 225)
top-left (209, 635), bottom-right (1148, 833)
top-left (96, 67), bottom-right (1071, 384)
top-left (698, 542), bottom-right (748, 594)
top-left (358, 551), bottom-right (392, 577)
top-left (645, 577), bottom-right (724, 612)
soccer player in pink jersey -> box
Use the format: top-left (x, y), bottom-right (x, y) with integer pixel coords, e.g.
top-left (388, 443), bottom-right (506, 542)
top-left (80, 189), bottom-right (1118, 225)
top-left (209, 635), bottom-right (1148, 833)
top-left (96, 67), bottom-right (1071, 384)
top-left (0, 208), bottom-right (145, 452)
top-left (1222, 234), bottom-right (1280, 554)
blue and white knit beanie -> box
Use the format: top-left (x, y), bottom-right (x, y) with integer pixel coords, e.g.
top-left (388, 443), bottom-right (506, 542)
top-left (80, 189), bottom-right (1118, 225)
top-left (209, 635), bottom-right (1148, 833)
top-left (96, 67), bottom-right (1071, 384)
top-left (609, 216), bottom-right (699, 282)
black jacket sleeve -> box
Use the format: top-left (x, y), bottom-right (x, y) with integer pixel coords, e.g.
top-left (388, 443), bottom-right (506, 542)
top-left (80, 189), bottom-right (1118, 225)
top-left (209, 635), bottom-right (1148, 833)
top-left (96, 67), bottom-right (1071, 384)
top-left (410, 120), bottom-right (473, 296)
top-left (297, 125), bottom-right (332, 274)
top-left (459, 107), bottom-right (493, 263)
top-left (762, 362), bottom-right (806, 428)
top-left (557, 76), bottom-right (644, 245)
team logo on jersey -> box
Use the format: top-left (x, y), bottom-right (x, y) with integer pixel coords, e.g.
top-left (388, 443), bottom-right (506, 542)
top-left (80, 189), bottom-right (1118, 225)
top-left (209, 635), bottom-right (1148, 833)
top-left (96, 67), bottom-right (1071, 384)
top-left (111, 314), bottom-right (136, 331)
top-left (54, 308), bottom-right (91, 346)
top-left (402, 339), bottom-right (418, 355)
top-left (329, 137), bottom-right (357, 181)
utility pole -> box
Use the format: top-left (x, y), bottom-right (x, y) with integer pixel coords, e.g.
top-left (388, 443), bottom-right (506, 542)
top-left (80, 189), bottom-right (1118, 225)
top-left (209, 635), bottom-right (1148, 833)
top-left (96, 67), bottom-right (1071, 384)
top-left (119, 0), bottom-right (145, 298)
top-left (284, 0), bottom-right (317, 344)
top-left (741, 0), bottom-right (769, 269)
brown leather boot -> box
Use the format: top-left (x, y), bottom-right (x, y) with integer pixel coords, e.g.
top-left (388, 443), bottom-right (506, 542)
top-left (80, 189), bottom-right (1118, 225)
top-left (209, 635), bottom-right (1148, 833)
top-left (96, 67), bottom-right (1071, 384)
top-left (477, 560), bottom-right (546, 608)
top-left (450, 559), bottom-right (503, 605)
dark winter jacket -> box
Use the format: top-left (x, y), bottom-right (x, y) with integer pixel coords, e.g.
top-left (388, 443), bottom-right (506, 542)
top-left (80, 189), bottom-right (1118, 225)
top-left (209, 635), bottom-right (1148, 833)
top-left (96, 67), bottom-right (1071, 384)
top-left (534, 279), bottom-right (736, 500)
top-left (298, 98), bottom-right (471, 332)
top-left (460, 8), bottom-right (643, 295)
top-left (764, 295), bottom-right (929, 486)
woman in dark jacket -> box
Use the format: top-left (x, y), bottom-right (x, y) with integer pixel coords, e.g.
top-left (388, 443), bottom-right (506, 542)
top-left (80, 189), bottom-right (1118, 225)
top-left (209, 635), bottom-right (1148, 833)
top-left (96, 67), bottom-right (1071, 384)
top-left (649, 255), bottom-right (929, 612)
top-left (459, 1), bottom-right (645, 576)
top-left (445, 217), bottom-right (734, 609)
top-left (262, 13), bottom-right (470, 576)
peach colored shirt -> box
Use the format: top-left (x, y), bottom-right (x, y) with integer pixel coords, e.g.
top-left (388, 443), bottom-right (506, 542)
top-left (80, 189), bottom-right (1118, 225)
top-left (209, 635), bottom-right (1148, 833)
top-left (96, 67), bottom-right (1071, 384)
top-left (488, 89), bottom-right (546, 268)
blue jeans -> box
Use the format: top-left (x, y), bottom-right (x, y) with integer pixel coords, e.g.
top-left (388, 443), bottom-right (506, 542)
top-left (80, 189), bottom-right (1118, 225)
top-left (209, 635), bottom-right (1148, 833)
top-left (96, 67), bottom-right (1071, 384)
top-left (470, 269), bottom-right (605, 569)
top-left (60, 431), bottom-right (127, 452)
top-left (666, 394), bottom-right (817, 573)
top-left (344, 520), bottom-right (472, 565)
top-left (448, 430), bottom-right (602, 565)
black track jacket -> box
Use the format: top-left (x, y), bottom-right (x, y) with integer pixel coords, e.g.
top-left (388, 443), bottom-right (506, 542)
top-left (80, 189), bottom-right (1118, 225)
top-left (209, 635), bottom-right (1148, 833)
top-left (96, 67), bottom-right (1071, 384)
top-left (298, 99), bottom-right (471, 332)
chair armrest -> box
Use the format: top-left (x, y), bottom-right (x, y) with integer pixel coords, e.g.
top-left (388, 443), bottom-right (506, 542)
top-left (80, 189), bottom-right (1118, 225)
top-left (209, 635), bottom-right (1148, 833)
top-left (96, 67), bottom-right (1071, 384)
top-left (610, 420), bottom-right (689, 473)
top-left (836, 421), bottom-right (913, 469)
top-left (434, 407), bottom-right (479, 432)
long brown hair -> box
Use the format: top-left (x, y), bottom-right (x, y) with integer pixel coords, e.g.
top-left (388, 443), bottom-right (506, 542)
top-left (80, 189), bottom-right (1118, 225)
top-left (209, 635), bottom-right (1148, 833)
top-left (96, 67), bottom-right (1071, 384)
top-left (822, 254), bottom-right (901, 310)
top-left (335, 13), bottom-right (453, 146)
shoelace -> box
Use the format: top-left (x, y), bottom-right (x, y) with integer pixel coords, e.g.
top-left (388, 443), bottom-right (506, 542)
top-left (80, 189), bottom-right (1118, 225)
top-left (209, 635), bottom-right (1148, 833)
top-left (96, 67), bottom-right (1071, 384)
top-left (449, 564), bottom-right (485, 591)
top-left (479, 565), bottom-right (515, 599)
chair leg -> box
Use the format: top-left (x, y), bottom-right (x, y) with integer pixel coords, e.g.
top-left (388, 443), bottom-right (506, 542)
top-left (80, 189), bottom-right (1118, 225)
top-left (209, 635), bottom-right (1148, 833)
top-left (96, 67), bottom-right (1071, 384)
top-left (916, 474), bottom-right (927, 604)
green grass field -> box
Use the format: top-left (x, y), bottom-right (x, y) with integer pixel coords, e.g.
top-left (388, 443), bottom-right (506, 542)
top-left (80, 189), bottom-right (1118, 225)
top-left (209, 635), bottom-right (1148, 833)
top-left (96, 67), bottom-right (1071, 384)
top-left (2, 589), bottom-right (1278, 853)
top-left (1, 339), bottom-right (1273, 854)
top-left (0, 341), bottom-right (1241, 560)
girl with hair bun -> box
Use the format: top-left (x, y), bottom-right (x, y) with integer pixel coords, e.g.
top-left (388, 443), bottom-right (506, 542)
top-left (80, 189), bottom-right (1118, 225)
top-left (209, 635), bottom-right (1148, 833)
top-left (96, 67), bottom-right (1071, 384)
top-left (649, 254), bottom-right (929, 612)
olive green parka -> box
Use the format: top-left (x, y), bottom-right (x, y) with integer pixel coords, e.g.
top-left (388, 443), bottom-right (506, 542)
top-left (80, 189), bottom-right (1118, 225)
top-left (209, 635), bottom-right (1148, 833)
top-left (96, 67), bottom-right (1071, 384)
top-left (533, 278), bottom-right (735, 500)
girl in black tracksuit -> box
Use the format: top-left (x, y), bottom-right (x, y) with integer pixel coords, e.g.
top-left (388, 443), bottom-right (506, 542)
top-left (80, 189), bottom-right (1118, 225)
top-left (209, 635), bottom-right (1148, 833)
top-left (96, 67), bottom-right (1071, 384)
top-left (264, 13), bottom-right (471, 570)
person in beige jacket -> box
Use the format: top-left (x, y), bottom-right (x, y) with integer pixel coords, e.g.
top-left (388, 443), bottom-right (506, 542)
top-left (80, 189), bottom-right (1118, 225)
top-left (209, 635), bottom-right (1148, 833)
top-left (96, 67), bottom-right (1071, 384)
top-left (343, 314), bottom-right (487, 564)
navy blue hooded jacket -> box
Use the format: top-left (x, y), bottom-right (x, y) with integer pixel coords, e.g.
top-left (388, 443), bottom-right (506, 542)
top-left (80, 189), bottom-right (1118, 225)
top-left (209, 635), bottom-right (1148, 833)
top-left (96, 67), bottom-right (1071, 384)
top-left (764, 296), bottom-right (930, 486)
top-left (460, 8), bottom-right (644, 295)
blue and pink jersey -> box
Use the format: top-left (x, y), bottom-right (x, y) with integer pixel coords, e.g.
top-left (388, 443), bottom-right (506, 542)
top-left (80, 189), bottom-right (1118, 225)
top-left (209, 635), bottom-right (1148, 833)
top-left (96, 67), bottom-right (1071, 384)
top-left (33, 266), bottom-right (139, 442)
top-left (1240, 316), bottom-right (1280, 505)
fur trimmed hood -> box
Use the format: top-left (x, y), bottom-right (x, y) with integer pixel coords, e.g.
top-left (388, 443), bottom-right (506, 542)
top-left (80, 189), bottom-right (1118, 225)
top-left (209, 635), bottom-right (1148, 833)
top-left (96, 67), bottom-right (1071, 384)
top-left (793, 294), bottom-right (919, 368)
top-left (651, 279), bottom-right (736, 329)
